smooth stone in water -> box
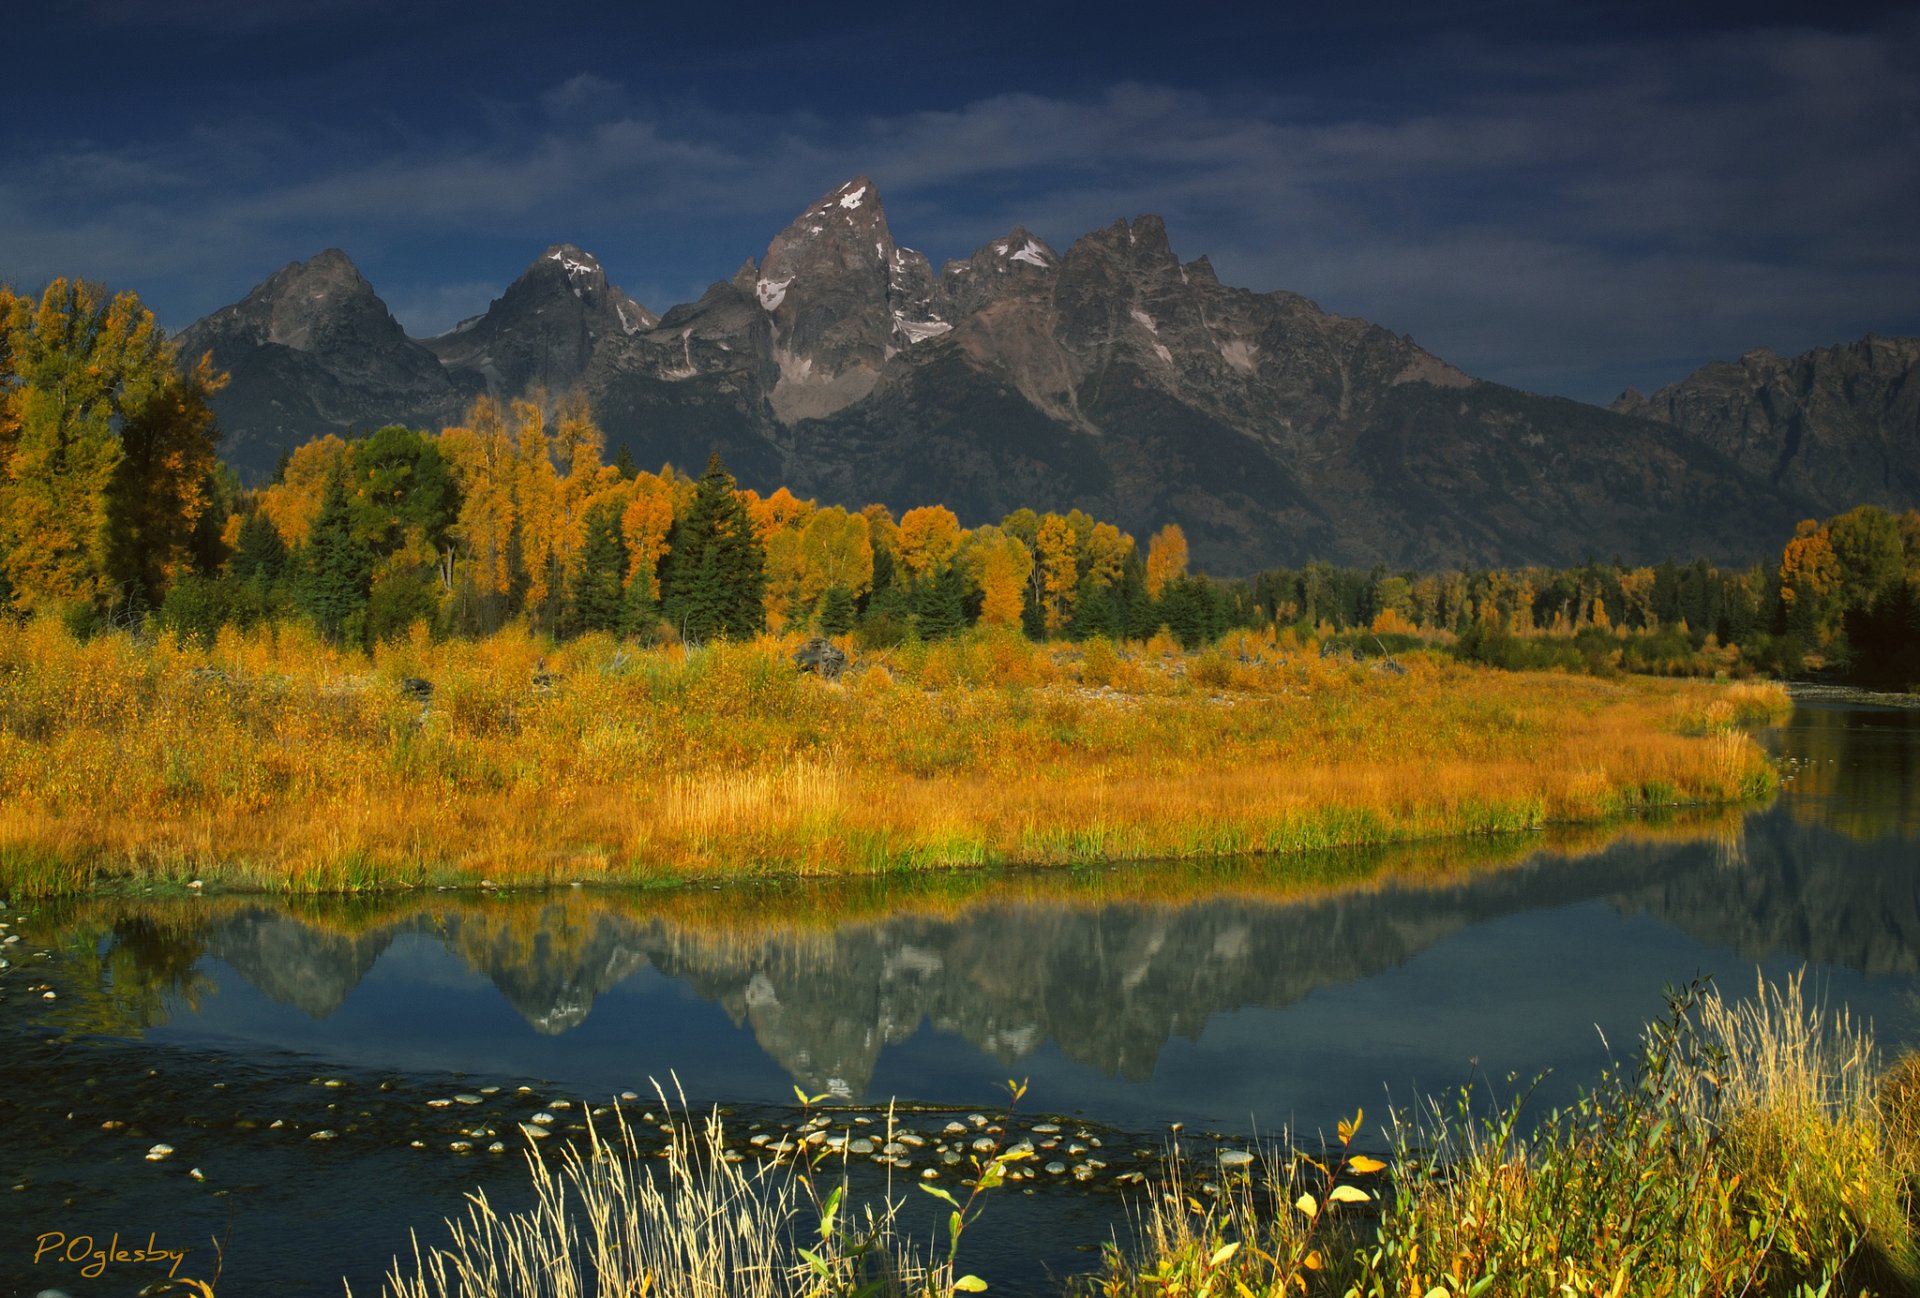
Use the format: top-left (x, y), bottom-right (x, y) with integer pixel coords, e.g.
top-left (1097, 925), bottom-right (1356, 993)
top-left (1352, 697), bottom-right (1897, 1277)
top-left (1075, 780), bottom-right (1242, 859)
top-left (1218, 1150), bottom-right (1255, 1170)
top-left (145, 1143), bottom-right (173, 1161)
top-left (1045, 1161), bottom-right (1067, 1176)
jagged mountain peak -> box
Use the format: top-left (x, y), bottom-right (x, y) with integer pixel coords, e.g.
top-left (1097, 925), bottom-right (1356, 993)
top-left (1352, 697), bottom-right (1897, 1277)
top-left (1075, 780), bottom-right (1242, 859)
top-left (421, 240), bottom-right (655, 395)
top-left (1611, 332), bottom-right (1920, 513)
top-left (185, 177), bottom-right (1842, 569)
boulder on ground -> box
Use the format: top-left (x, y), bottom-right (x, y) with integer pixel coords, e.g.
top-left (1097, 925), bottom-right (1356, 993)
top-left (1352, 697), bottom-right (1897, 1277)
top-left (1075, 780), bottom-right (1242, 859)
top-left (792, 637), bottom-right (849, 682)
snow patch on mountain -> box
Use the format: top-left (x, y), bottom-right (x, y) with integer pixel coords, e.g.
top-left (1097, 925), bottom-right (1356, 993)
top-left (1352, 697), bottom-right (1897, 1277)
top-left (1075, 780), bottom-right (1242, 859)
top-left (756, 277), bottom-right (794, 311)
top-left (893, 313), bottom-right (952, 344)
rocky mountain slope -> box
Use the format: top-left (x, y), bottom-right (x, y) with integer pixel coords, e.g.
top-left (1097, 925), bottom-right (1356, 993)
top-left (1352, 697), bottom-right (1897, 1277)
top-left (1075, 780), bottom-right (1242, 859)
top-left (1610, 336), bottom-right (1920, 518)
top-left (176, 249), bottom-right (475, 476)
top-left (180, 179), bottom-right (1822, 571)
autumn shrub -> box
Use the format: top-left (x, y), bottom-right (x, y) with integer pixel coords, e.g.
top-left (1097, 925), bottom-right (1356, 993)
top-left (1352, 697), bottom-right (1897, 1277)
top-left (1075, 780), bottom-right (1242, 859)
top-left (1079, 636), bottom-right (1120, 688)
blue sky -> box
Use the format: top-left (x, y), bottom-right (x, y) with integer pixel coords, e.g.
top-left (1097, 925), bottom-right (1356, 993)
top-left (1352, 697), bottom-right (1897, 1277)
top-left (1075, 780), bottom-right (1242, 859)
top-left (3, 0), bottom-right (1915, 402)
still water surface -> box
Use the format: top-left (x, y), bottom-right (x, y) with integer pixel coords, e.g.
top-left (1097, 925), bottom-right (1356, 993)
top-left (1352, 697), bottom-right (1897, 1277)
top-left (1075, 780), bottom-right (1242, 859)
top-left (3, 701), bottom-right (1916, 1295)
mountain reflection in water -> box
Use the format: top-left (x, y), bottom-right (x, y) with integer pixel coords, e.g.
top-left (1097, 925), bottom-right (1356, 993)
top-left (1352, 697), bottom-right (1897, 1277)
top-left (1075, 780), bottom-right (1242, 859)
top-left (37, 717), bottom-right (1920, 1120)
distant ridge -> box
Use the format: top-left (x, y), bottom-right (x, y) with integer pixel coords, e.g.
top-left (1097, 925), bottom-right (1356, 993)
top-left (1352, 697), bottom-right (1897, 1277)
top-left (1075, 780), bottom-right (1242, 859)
top-left (179, 179), bottom-right (1827, 572)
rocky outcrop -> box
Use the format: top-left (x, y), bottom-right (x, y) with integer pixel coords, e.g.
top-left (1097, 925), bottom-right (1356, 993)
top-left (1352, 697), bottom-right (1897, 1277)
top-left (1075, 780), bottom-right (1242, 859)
top-left (1611, 335), bottom-right (1920, 516)
top-left (176, 249), bottom-right (473, 478)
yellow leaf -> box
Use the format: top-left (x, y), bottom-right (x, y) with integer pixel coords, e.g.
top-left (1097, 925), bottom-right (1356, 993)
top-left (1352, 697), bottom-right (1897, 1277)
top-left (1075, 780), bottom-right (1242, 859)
top-left (1303, 1250), bottom-right (1324, 1271)
top-left (1294, 1192), bottom-right (1319, 1220)
top-left (1328, 1184), bottom-right (1373, 1204)
top-left (1209, 1242), bottom-right (1240, 1267)
top-left (1346, 1155), bottom-right (1388, 1174)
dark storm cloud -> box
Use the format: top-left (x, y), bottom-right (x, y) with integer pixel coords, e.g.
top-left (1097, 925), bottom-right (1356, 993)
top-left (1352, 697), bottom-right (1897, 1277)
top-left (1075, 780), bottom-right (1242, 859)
top-left (1, 8), bottom-right (1913, 401)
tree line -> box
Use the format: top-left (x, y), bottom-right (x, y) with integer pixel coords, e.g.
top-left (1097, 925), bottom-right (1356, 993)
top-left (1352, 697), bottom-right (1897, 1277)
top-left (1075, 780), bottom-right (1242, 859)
top-left (4, 278), bottom-right (1915, 686)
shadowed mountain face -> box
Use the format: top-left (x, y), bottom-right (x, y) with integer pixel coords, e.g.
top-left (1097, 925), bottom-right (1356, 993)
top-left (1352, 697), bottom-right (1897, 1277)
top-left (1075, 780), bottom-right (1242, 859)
top-left (1611, 336), bottom-right (1920, 517)
top-left (182, 180), bottom-right (1818, 571)
top-left (423, 244), bottom-right (656, 402)
top-left (175, 249), bottom-right (477, 477)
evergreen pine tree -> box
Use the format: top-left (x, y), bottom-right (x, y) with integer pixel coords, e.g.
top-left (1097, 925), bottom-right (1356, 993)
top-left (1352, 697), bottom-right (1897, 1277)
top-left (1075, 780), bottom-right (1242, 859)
top-left (230, 511), bottom-right (288, 584)
top-left (1069, 575), bottom-right (1118, 640)
top-left (1161, 575), bottom-right (1218, 649)
top-left (569, 504), bottom-right (628, 635)
top-left (621, 568), bottom-right (661, 641)
top-left (662, 454), bottom-right (765, 641)
top-left (913, 562), bottom-right (968, 640)
top-left (816, 584), bottom-right (855, 636)
top-left (297, 474), bottom-right (373, 644)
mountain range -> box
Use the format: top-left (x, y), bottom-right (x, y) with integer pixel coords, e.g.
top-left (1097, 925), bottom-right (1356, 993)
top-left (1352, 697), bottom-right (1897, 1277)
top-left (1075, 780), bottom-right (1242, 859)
top-left (177, 176), bottom-right (1919, 573)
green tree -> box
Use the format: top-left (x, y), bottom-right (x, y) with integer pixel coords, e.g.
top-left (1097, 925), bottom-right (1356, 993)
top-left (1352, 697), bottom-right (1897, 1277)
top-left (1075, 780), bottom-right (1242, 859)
top-left (662, 454), bottom-right (765, 641)
top-left (912, 562), bottom-right (968, 641)
top-left (816, 585), bottom-right (855, 637)
top-left (103, 353), bottom-right (226, 607)
top-left (569, 502), bottom-right (628, 635)
top-left (297, 474), bottom-right (373, 644)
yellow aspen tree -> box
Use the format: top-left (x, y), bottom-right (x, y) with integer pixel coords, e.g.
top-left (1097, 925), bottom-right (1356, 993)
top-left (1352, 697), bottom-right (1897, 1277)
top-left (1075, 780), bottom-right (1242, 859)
top-left (797, 505), bottom-right (874, 606)
top-left (1779, 520), bottom-right (1840, 624)
top-left (549, 393), bottom-right (620, 602)
top-left (619, 470), bottom-right (677, 599)
top-left (744, 485), bottom-right (814, 543)
top-left (897, 504), bottom-right (961, 584)
top-left (258, 434), bottom-right (353, 548)
top-left (1144, 523), bottom-right (1188, 598)
top-left (511, 398), bottom-right (563, 616)
top-left (962, 526), bottom-right (1033, 628)
top-left (0, 280), bottom-right (180, 610)
top-left (1036, 512), bottom-right (1078, 634)
top-left (439, 397), bottom-right (519, 601)
top-left (1080, 520), bottom-right (1130, 590)
top-left (1619, 567), bottom-right (1657, 629)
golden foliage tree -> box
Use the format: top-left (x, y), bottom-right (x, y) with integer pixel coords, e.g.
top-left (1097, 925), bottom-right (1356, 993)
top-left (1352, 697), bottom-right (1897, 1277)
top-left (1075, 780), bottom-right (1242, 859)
top-left (1035, 513), bottom-right (1078, 634)
top-left (439, 397), bottom-right (519, 606)
top-left (961, 525), bottom-right (1034, 628)
top-left (259, 434), bottom-right (352, 549)
top-left (619, 470), bottom-right (679, 600)
top-left (897, 505), bottom-right (961, 585)
top-left (1144, 523), bottom-right (1188, 599)
top-left (797, 505), bottom-right (874, 607)
top-left (0, 279), bottom-right (218, 612)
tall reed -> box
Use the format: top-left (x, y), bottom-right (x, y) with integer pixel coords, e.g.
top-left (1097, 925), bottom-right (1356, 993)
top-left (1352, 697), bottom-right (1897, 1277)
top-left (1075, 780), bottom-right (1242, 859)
top-left (1089, 977), bottom-right (1920, 1297)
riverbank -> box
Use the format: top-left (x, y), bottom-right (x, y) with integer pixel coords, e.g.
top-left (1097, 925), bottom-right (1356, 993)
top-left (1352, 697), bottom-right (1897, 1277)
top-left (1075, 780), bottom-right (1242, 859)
top-left (0, 619), bottom-right (1789, 896)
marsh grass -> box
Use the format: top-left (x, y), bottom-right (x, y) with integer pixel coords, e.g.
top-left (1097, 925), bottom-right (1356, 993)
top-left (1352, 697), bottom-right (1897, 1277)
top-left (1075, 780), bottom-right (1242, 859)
top-left (356, 1079), bottom-right (1033, 1298)
top-left (355, 1088), bottom-right (854, 1298)
top-left (0, 619), bottom-right (1788, 895)
top-left (1090, 976), bottom-right (1920, 1298)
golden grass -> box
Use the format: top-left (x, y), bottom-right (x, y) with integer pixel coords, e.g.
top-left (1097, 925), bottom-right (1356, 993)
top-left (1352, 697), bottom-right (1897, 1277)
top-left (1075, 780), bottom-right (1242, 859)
top-left (0, 618), bottom-right (1789, 895)
top-left (1093, 977), bottom-right (1920, 1298)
